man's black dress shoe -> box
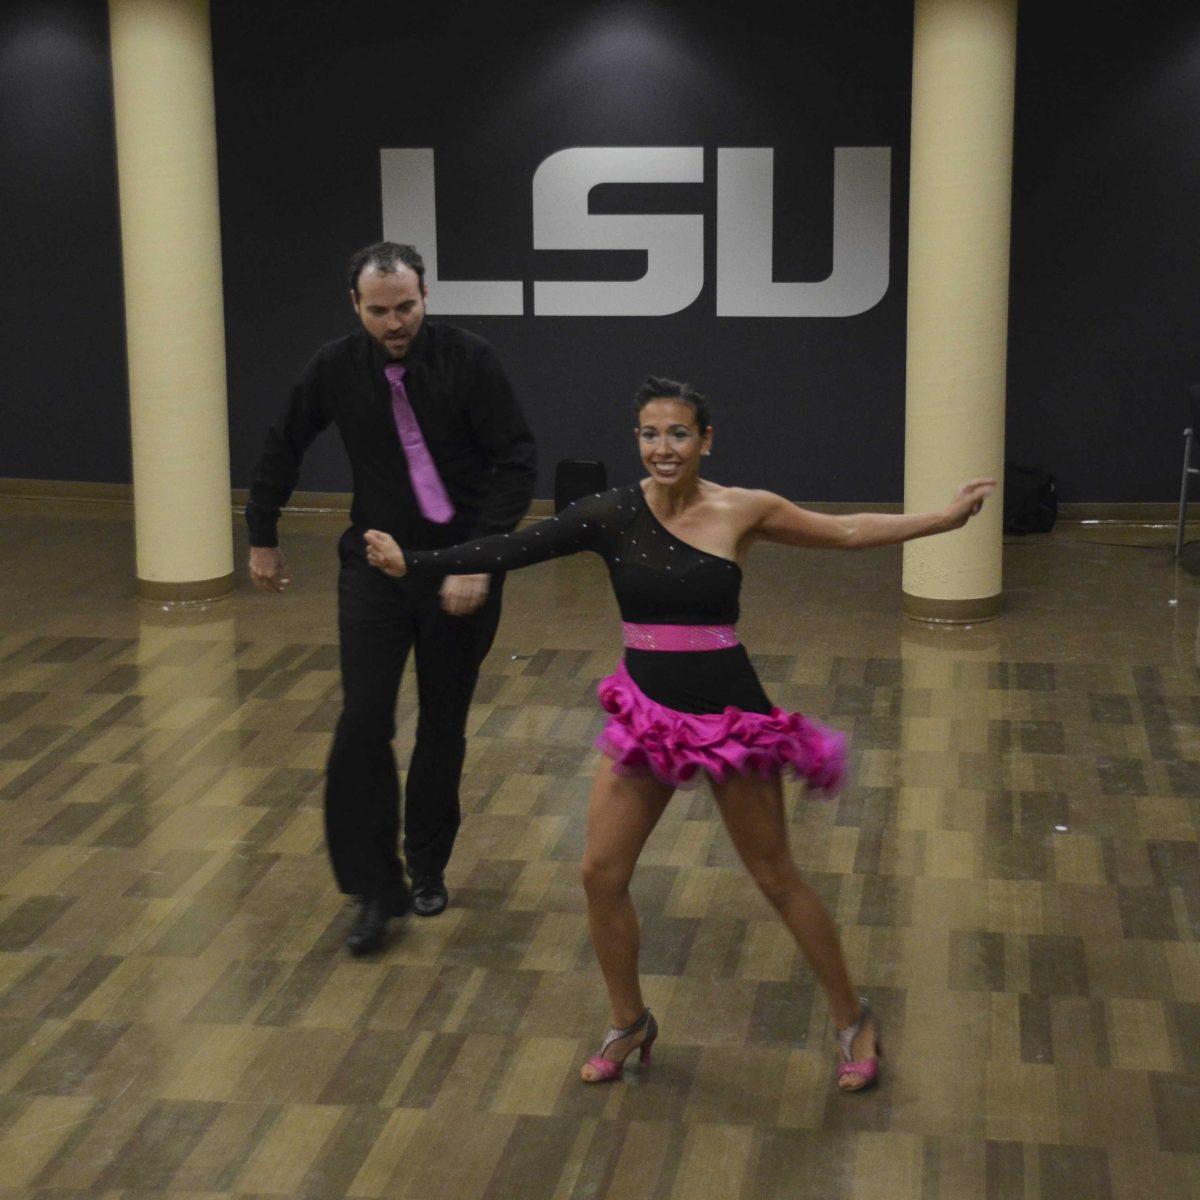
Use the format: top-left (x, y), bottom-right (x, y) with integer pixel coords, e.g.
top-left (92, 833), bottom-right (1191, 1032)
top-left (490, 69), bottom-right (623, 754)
top-left (411, 873), bottom-right (448, 917)
top-left (346, 896), bottom-right (389, 955)
top-left (346, 884), bottom-right (412, 956)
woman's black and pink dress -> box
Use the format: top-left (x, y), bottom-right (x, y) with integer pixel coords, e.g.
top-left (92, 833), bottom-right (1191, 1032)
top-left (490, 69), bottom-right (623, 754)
top-left (403, 485), bottom-right (845, 791)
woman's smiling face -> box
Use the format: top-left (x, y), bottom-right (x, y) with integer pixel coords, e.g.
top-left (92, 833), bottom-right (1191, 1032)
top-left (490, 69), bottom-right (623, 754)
top-left (636, 398), bottom-right (712, 485)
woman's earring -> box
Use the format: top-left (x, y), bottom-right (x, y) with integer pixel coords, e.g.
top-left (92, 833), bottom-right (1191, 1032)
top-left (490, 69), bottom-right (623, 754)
top-left (701, 449), bottom-right (711, 456)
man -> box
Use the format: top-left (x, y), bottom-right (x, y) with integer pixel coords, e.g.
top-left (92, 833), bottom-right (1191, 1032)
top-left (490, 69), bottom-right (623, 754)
top-left (246, 242), bottom-right (536, 954)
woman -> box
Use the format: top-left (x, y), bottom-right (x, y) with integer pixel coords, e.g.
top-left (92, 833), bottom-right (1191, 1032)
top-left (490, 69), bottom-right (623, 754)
top-left (364, 377), bottom-right (994, 1092)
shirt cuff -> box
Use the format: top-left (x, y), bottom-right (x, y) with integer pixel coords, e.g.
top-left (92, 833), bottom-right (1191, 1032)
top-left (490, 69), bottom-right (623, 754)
top-left (245, 501), bottom-right (280, 548)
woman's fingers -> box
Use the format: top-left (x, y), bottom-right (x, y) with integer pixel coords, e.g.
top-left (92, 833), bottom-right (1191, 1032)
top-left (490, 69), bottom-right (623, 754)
top-left (943, 480), bottom-right (992, 529)
top-left (953, 478), bottom-right (997, 522)
top-left (957, 477), bottom-right (996, 500)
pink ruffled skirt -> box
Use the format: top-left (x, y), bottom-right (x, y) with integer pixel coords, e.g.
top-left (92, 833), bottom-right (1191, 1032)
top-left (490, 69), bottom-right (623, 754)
top-left (595, 661), bottom-right (847, 792)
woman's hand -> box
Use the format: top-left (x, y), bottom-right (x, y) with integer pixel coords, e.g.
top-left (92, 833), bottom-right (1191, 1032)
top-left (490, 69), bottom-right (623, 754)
top-left (363, 529), bottom-right (407, 576)
top-left (943, 478), bottom-right (997, 530)
top-left (440, 573), bottom-right (490, 616)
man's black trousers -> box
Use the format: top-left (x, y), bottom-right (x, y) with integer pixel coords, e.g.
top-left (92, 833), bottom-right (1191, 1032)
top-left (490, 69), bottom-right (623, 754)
top-left (325, 532), bottom-right (503, 899)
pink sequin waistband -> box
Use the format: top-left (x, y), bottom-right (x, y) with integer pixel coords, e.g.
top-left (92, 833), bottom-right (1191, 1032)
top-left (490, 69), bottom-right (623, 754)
top-left (621, 623), bottom-right (740, 652)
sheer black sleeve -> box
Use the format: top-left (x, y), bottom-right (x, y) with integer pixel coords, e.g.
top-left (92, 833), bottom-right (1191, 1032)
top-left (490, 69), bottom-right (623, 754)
top-left (405, 490), bottom-right (621, 575)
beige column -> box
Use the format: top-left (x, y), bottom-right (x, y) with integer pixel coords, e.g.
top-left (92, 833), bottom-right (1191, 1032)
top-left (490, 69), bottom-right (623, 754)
top-left (109, 0), bottom-right (233, 602)
top-left (902, 0), bottom-right (1017, 622)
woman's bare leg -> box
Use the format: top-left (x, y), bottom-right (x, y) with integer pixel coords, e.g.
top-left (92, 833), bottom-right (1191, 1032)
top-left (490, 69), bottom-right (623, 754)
top-left (710, 773), bottom-right (877, 1088)
top-left (579, 758), bottom-right (673, 1077)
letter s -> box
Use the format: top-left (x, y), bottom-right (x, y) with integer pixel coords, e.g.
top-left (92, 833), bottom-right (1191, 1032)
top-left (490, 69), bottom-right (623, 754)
top-left (532, 147), bottom-right (704, 317)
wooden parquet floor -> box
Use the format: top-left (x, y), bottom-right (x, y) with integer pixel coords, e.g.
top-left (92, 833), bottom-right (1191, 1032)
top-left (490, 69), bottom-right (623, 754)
top-left (0, 496), bottom-right (1197, 1198)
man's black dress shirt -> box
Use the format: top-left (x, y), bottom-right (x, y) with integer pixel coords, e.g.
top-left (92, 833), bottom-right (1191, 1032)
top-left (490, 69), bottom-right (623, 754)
top-left (246, 322), bottom-right (537, 551)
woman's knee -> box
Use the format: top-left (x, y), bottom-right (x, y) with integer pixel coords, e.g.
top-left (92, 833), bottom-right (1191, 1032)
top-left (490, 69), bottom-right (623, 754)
top-left (581, 855), bottom-right (633, 900)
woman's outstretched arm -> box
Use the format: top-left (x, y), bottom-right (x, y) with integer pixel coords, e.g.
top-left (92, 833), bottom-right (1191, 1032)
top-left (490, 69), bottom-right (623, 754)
top-left (748, 478), bottom-right (996, 551)
top-left (363, 490), bottom-right (613, 577)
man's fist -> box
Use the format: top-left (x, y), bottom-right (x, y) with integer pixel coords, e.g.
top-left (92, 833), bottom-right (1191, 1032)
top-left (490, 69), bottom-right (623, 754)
top-left (249, 546), bottom-right (292, 592)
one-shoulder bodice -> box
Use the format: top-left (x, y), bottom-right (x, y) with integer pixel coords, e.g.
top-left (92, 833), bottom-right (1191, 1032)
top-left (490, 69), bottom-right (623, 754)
top-left (405, 484), bottom-right (743, 625)
top-left (401, 484), bottom-right (845, 782)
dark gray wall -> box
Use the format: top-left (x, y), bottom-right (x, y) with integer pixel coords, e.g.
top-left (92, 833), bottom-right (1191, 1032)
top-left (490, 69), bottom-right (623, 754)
top-left (211, 0), bottom-right (912, 501)
top-left (2, 0), bottom-right (1198, 502)
top-left (1006, 1), bottom-right (1200, 500)
top-left (0, 0), bottom-right (128, 483)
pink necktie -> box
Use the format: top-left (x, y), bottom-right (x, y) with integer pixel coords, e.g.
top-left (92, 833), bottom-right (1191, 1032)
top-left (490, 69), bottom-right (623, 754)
top-left (383, 362), bottom-right (455, 524)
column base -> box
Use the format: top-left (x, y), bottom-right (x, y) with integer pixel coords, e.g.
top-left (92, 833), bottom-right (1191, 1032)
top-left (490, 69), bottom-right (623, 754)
top-left (902, 591), bottom-right (1002, 624)
top-left (137, 573), bottom-right (234, 604)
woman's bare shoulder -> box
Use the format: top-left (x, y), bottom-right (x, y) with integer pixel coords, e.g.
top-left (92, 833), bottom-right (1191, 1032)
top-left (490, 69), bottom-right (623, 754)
top-left (695, 485), bottom-right (782, 538)
top-left (705, 484), bottom-right (781, 515)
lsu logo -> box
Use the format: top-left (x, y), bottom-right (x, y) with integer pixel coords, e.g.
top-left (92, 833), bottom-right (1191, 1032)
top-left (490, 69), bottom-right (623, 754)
top-left (381, 146), bottom-right (890, 318)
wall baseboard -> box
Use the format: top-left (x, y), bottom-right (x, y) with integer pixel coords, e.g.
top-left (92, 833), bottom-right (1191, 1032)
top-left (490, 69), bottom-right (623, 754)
top-left (0, 478), bottom-right (1188, 524)
top-left (0, 478), bottom-right (136, 504)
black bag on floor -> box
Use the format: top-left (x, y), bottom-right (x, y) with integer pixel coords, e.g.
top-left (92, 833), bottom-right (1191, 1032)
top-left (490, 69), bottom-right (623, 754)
top-left (555, 458), bottom-right (607, 512)
top-left (1003, 461), bottom-right (1057, 534)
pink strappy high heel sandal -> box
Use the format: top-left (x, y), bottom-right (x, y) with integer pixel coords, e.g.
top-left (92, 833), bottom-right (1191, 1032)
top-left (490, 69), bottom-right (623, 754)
top-left (835, 1003), bottom-right (883, 1092)
top-left (580, 1008), bottom-right (658, 1083)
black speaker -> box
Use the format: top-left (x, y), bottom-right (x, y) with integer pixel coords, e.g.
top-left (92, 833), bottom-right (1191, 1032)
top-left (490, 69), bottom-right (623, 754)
top-left (554, 458), bottom-right (607, 512)
top-left (1003, 461), bottom-right (1057, 534)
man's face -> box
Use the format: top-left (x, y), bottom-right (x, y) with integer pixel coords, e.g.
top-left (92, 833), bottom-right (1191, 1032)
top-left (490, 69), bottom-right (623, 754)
top-left (351, 265), bottom-right (426, 359)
